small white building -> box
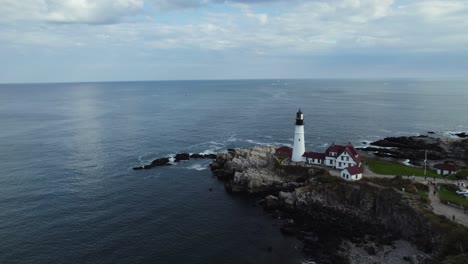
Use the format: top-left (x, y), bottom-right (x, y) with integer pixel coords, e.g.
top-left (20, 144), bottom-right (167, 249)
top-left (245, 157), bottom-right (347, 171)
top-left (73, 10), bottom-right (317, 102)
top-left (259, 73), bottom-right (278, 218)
top-left (434, 163), bottom-right (457, 175)
top-left (341, 165), bottom-right (363, 181)
top-left (302, 152), bottom-right (325, 165)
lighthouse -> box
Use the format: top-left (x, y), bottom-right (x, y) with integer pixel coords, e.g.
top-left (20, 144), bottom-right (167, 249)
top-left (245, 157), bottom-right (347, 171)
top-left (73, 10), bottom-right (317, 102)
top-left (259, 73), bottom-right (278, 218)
top-left (291, 109), bottom-right (305, 162)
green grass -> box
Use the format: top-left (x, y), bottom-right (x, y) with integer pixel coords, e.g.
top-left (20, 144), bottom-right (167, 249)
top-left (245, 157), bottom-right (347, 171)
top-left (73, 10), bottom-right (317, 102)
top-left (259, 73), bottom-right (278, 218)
top-left (366, 158), bottom-right (440, 177)
top-left (417, 190), bottom-right (430, 204)
top-left (453, 169), bottom-right (468, 180)
top-left (438, 187), bottom-right (468, 208)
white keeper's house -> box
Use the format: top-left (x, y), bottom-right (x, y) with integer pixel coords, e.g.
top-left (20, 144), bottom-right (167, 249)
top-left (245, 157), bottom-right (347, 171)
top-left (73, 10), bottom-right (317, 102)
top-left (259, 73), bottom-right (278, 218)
top-left (303, 143), bottom-right (362, 170)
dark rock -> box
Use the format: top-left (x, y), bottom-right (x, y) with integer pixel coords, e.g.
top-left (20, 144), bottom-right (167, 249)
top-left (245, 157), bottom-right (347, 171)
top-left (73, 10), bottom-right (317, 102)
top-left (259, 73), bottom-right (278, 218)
top-left (280, 223), bottom-right (297, 236)
top-left (151, 157), bottom-right (171, 166)
top-left (428, 131), bottom-right (435, 134)
top-left (264, 195), bottom-right (280, 210)
top-left (364, 245), bottom-right (377, 255)
top-left (133, 166), bottom-right (144, 170)
top-left (452, 132), bottom-right (468, 138)
top-left (205, 154), bottom-right (217, 159)
top-left (190, 153), bottom-right (205, 159)
top-left (210, 161), bottom-right (221, 171)
top-left (366, 135), bottom-right (468, 161)
top-left (303, 235), bottom-right (319, 244)
top-left (174, 153), bottom-right (190, 162)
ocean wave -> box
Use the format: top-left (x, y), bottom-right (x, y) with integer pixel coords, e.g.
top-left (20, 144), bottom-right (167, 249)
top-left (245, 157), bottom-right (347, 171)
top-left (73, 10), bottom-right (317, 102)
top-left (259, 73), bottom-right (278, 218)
top-left (443, 130), bottom-right (467, 139)
top-left (244, 139), bottom-right (290, 147)
top-left (186, 163), bottom-right (209, 171)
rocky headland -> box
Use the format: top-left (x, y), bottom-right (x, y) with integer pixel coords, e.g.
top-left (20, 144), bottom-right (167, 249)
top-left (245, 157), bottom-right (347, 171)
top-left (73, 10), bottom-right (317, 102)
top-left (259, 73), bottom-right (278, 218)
top-left (358, 135), bottom-right (468, 166)
top-left (133, 153), bottom-right (217, 170)
top-left (210, 146), bottom-right (468, 264)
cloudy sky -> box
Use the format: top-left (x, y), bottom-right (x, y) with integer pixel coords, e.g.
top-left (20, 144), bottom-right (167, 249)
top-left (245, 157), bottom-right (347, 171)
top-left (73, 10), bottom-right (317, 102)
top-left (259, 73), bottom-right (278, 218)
top-left (1, 0), bottom-right (467, 83)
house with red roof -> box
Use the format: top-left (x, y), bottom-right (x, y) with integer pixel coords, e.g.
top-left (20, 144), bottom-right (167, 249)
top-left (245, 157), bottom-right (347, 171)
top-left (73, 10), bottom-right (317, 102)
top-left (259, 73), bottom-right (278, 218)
top-left (434, 163), bottom-right (457, 175)
top-left (341, 165), bottom-right (363, 181)
top-left (275, 146), bottom-right (293, 159)
top-left (302, 151), bottom-right (325, 165)
top-left (303, 143), bottom-right (361, 170)
top-left (324, 143), bottom-right (361, 169)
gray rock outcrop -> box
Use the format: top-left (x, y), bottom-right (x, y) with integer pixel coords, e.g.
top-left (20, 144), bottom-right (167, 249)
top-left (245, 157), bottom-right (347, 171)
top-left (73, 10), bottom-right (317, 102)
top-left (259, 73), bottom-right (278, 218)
top-left (211, 146), bottom-right (324, 193)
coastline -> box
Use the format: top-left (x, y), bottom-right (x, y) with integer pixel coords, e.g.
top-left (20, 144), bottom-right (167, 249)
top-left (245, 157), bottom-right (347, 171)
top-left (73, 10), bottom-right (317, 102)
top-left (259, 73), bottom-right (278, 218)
top-left (131, 132), bottom-right (468, 263)
top-left (206, 133), bottom-right (468, 264)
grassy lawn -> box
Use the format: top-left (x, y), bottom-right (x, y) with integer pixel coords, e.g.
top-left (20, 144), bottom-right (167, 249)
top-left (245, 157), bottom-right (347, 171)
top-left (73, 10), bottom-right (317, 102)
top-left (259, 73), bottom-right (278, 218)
top-left (366, 158), bottom-right (440, 177)
top-left (452, 169), bottom-right (468, 180)
top-left (438, 188), bottom-right (468, 208)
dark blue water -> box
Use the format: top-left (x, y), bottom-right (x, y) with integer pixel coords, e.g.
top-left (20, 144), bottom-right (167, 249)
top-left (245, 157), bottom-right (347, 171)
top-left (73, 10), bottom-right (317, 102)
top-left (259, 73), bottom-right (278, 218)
top-left (1, 79), bottom-right (467, 263)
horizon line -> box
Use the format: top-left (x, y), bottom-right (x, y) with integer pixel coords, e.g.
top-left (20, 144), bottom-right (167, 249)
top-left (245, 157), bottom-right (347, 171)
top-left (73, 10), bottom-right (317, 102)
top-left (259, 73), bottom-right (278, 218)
top-left (1, 76), bottom-right (468, 85)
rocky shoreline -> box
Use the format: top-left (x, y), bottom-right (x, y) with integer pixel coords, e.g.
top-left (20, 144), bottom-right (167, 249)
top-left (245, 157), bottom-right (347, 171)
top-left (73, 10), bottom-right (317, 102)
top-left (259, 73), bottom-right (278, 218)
top-left (133, 153), bottom-right (216, 170)
top-left (357, 135), bottom-right (468, 166)
top-left (132, 134), bottom-right (468, 263)
top-left (208, 145), bottom-right (466, 264)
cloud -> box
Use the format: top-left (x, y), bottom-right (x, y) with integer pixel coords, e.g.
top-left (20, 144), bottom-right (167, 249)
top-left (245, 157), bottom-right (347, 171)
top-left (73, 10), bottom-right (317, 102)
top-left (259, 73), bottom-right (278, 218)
top-left (0, 0), bottom-right (144, 24)
top-left (1, 0), bottom-right (468, 82)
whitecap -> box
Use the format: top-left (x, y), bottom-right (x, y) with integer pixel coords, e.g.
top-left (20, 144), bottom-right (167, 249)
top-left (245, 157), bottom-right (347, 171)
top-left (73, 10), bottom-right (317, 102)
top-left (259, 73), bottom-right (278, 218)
top-left (227, 135), bottom-right (238, 142)
top-left (443, 131), bottom-right (467, 139)
top-left (187, 163), bottom-right (208, 171)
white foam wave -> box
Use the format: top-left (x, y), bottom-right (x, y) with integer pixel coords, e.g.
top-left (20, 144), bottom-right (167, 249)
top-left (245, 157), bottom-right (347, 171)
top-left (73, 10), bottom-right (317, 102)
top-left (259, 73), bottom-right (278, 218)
top-left (200, 149), bottom-right (217, 154)
top-left (189, 141), bottom-right (225, 149)
top-left (187, 163), bottom-right (208, 171)
top-left (443, 131), bottom-right (467, 139)
top-left (244, 139), bottom-right (290, 147)
top-left (227, 135), bottom-right (238, 142)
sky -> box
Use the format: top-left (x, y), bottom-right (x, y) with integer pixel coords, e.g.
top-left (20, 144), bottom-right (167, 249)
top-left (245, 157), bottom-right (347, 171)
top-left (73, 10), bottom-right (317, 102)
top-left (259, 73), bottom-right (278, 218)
top-left (1, 0), bottom-right (468, 83)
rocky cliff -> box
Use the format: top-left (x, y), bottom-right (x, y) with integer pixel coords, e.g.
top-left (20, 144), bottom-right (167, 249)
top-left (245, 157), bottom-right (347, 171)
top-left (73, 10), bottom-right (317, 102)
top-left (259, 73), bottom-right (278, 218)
top-left (260, 178), bottom-right (441, 263)
top-left (210, 146), bottom-right (326, 193)
top-left (209, 146), bottom-right (468, 263)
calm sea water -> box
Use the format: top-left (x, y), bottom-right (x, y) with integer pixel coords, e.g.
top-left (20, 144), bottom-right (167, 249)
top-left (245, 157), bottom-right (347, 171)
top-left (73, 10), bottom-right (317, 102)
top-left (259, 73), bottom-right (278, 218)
top-left (1, 79), bottom-right (467, 263)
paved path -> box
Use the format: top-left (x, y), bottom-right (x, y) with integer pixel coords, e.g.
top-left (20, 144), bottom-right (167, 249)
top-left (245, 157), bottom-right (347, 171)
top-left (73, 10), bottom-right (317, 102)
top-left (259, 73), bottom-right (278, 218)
top-left (428, 184), bottom-right (468, 226)
top-left (361, 165), bottom-right (468, 227)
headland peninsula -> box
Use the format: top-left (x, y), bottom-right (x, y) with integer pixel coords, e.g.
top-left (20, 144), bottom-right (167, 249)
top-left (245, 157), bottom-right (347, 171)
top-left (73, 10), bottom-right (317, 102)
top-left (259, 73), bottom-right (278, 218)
top-left (135, 131), bottom-right (468, 264)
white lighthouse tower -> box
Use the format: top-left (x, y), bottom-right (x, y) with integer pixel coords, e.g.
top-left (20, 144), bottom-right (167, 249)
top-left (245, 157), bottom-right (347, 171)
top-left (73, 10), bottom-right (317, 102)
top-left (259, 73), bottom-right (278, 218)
top-left (291, 109), bottom-right (305, 162)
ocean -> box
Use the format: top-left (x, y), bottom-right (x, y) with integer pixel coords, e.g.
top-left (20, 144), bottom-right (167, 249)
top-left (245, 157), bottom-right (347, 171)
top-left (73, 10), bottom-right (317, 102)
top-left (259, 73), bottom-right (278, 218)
top-left (1, 79), bottom-right (467, 263)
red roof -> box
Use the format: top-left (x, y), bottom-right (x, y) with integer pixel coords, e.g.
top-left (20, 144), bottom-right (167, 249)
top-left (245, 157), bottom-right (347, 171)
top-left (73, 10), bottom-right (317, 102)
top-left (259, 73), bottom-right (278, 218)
top-left (434, 163), bottom-right (457, 171)
top-left (325, 143), bottom-right (361, 163)
top-left (302, 152), bottom-right (325, 159)
top-left (345, 165), bottom-right (362, 175)
top-left (325, 144), bottom-right (346, 156)
top-left (275, 146), bottom-right (292, 158)
top-left (344, 147), bottom-right (362, 163)
top-left (346, 143), bottom-right (359, 157)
